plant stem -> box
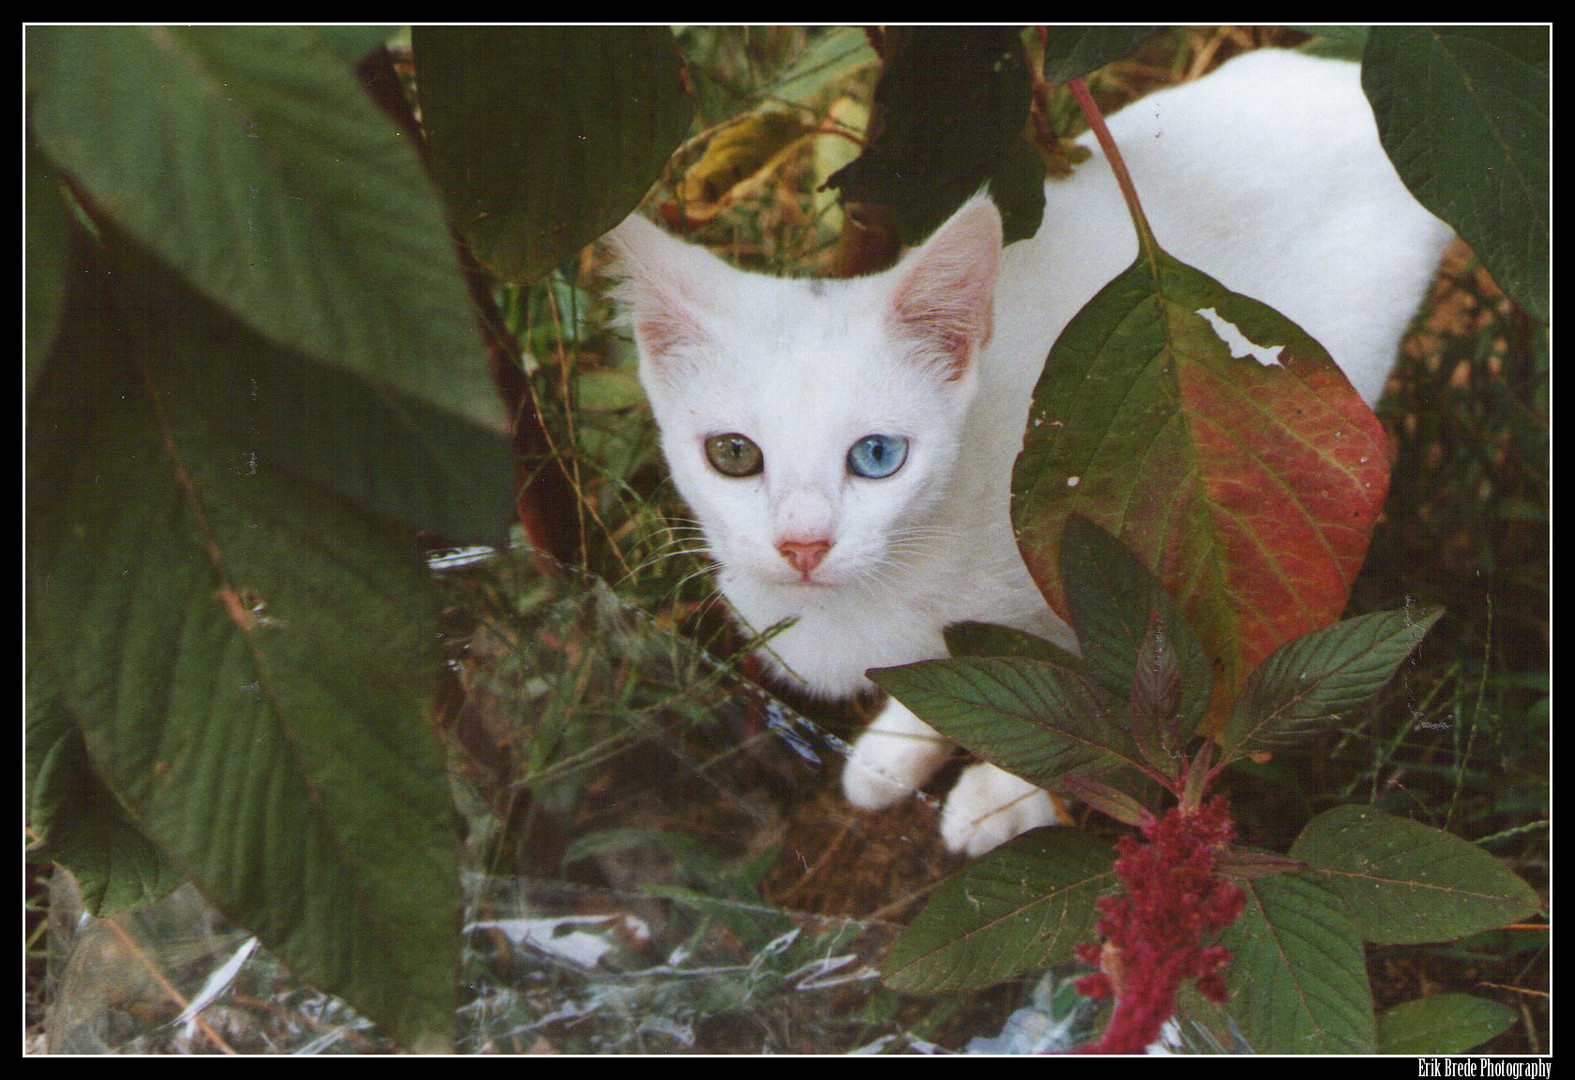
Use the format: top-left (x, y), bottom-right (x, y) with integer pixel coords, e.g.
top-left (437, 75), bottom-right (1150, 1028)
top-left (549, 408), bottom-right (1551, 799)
top-left (1068, 77), bottom-right (1157, 260)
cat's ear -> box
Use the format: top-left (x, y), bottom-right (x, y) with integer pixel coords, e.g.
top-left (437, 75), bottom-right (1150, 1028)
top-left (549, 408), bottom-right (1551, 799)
top-left (605, 214), bottom-right (722, 367)
top-left (886, 195), bottom-right (1003, 379)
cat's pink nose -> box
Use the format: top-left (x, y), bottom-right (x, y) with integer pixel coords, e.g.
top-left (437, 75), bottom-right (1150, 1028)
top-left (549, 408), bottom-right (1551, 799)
top-left (778, 538), bottom-right (832, 576)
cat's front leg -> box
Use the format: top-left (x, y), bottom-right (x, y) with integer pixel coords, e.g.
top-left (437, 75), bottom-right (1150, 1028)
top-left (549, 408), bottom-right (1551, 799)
top-left (841, 697), bottom-right (955, 811)
top-left (940, 763), bottom-right (1061, 858)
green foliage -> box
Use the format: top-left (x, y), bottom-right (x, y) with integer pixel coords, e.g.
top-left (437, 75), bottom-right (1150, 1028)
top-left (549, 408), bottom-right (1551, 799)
top-left (1058, 516), bottom-right (1211, 755)
top-left (1040, 27), bottom-right (1159, 82)
top-left (28, 267), bottom-right (462, 1046)
top-left (25, 24), bottom-right (696, 1049)
top-left (1222, 606), bottom-right (1444, 761)
top-left (25, 25), bottom-right (1547, 1053)
top-left (871, 657), bottom-right (1139, 788)
top-left (24, 143), bottom-right (69, 390)
top-left (1212, 873), bottom-right (1376, 1052)
top-left (874, 520), bottom-right (1532, 1053)
top-left (1362, 27), bottom-right (1549, 320)
top-left (1376, 993), bottom-right (1516, 1055)
top-left (1290, 806), bottom-right (1541, 944)
top-left (26, 644), bottom-right (183, 916)
top-left (1012, 245), bottom-right (1391, 719)
top-left (826, 27), bottom-right (1045, 245)
top-left (27, 26), bottom-right (501, 433)
top-left (414, 26), bottom-right (695, 284)
top-left (882, 829), bottom-right (1116, 994)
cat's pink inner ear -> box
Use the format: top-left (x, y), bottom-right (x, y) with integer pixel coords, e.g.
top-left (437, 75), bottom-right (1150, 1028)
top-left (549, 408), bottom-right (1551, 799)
top-left (609, 215), bottom-right (712, 363)
top-left (888, 197), bottom-right (1003, 379)
top-left (635, 304), bottom-right (707, 362)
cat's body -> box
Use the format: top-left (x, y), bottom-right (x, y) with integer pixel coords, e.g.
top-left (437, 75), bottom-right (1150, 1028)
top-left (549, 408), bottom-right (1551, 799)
top-left (612, 49), bottom-right (1453, 856)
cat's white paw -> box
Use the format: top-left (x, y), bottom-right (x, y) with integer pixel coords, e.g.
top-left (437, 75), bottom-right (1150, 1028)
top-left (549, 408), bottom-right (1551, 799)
top-left (840, 700), bottom-right (954, 811)
top-left (940, 763), bottom-right (1060, 858)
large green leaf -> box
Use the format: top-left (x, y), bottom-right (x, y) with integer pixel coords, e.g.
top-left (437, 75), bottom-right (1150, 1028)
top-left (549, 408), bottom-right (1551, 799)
top-left (1221, 605), bottom-right (1442, 760)
top-left (1041, 26), bottom-right (1159, 83)
top-left (1013, 248), bottom-right (1390, 724)
top-left (942, 620), bottom-right (1082, 668)
top-left (1212, 872), bottom-right (1376, 1053)
top-left (26, 26), bottom-right (500, 431)
top-left (25, 142), bottom-right (70, 391)
top-left (825, 26), bottom-right (1045, 245)
top-left (870, 657), bottom-right (1144, 787)
top-left (27, 640), bottom-right (184, 916)
top-left (1362, 27), bottom-right (1549, 320)
top-left (1377, 993), bottom-right (1516, 1055)
top-left (1290, 805), bottom-right (1541, 945)
top-left (28, 271), bottom-right (461, 1049)
top-left (413, 26), bottom-right (695, 284)
top-left (882, 828), bottom-right (1115, 994)
top-left (112, 240), bottom-right (514, 546)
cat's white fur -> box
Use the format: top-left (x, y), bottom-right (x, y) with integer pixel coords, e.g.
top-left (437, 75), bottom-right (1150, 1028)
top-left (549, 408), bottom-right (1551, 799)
top-left (611, 50), bottom-right (1453, 857)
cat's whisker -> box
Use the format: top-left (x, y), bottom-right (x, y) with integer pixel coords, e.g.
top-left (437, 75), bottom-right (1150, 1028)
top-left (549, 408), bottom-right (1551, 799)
top-left (614, 542), bottom-right (715, 587)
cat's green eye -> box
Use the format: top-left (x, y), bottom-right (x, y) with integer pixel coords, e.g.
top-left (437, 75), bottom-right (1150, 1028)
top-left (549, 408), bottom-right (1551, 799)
top-left (847, 434), bottom-right (908, 479)
top-left (705, 433), bottom-right (764, 477)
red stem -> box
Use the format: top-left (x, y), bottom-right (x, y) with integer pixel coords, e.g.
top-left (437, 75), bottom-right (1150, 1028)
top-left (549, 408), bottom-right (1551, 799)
top-left (1067, 77), bottom-right (1156, 256)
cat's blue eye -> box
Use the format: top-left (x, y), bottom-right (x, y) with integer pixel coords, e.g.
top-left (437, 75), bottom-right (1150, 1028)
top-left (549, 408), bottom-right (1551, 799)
top-left (705, 433), bottom-right (764, 477)
top-left (846, 434), bottom-right (908, 479)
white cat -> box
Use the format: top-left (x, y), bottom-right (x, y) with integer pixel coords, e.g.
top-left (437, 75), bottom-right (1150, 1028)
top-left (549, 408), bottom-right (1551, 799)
top-left (610, 49), bottom-right (1453, 857)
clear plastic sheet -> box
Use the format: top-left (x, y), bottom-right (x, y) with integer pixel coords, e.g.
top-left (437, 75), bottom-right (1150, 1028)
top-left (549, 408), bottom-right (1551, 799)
top-left (42, 555), bottom-right (1081, 1054)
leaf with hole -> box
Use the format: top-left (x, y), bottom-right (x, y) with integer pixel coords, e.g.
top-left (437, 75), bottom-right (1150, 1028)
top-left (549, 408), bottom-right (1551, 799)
top-left (1014, 249), bottom-right (1390, 728)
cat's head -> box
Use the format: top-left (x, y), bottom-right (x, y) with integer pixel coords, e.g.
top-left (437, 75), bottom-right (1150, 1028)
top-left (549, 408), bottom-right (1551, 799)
top-left (609, 197), bottom-right (1002, 600)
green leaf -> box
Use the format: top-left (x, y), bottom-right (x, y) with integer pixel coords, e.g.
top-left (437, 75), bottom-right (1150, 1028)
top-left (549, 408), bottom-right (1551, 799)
top-left (1214, 872), bottom-right (1376, 1053)
top-left (28, 272), bottom-right (462, 1049)
top-left (826, 26), bottom-right (1044, 245)
top-left (1058, 516), bottom-right (1210, 744)
top-left (311, 26), bottom-right (395, 63)
top-left (27, 641), bottom-right (184, 916)
top-left (1362, 27), bottom-right (1549, 320)
top-left (114, 242), bottom-right (514, 546)
top-left (869, 657), bottom-right (1145, 787)
top-left (1291, 25), bottom-right (1370, 45)
top-left (1290, 805), bottom-right (1541, 945)
top-left (1128, 611), bottom-right (1184, 776)
top-left (1377, 993), bottom-right (1516, 1055)
top-left (26, 26), bottom-right (500, 431)
top-left (1041, 26), bottom-right (1159, 83)
top-left (1013, 250), bottom-right (1391, 726)
top-left (413, 26), bottom-right (695, 284)
top-left (882, 828), bottom-right (1115, 993)
top-left (765, 27), bottom-right (878, 105)
top-left (1222, 605), bottom-right (1442, 760)
top-left (25, 142), bottom-right (71, 391)
top-left (942, 621), bottom-right (1082, 668)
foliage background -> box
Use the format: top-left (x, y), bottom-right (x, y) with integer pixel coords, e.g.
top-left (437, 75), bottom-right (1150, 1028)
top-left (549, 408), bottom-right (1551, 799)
top-left (25, 25), bottom-right (1547, 1054)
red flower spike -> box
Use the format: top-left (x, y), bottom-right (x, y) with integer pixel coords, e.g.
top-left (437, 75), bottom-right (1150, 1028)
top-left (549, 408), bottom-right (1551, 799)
top-left (1067, 797), bottom-right (1247, 1054)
